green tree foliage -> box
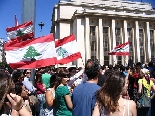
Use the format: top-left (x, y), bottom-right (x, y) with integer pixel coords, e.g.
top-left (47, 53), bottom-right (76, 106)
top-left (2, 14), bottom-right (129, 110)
top-left (0, 62), bottom-right (9, 68)
top-left (16, 29), bottom-right (24, 36)
top-left (56, 47), bottom-right (68, 58)
top-left (23, 46), bottom-right (41, 60)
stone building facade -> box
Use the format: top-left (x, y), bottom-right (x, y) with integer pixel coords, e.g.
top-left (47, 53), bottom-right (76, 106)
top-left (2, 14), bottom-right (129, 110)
top-left (52, 0), bottom-right (155, 67)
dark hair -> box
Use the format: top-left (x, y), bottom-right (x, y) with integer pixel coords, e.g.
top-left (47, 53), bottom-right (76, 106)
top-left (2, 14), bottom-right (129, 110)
top-left (50, 74), bottom-right (59, 89)
top-left (57, 68), bottom-right (70, 78)
top-left (108, 64), bottom-right (113, 70)
top-left (54, 68), bottom-right (70, 89)
top-left (68, 67), bottom-right (76, 73)
top-left (102, 65), bottom-right (109, 70)
top-left (12, 69), bottom-right (23, 83)
top-left (148, 62), bottom-right (153, 67)
top-left (15, 82), bottom-right (23, 95)
top-left (136, 62), bottom-right (142, 68)
top-left (35, 72), bottom-right (42, 83)
top-left (113, 65), bottom-right (120, 71)
top-left (125, 66), bottom-right (130, 70)
top-left (85, 59), bottom-right (101, 79)
top-left (152, 69), bottom-right (155, 78)
top-left (120, 65), bottom-right (125, 72)
top-left (96, 71), bottom-right (126, 113)
top-left (0, 72), bottom-right (14, 111)
top-left (44, 67), bottom-right (50, 73)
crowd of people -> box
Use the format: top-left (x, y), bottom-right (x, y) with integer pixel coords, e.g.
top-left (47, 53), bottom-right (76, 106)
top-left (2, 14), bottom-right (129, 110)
top-left (0, 59), bottom-right (155, 116)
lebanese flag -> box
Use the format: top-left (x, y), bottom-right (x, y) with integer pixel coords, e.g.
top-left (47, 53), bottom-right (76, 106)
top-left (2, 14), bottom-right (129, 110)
top-left (55, 34), bottom-right (82, 64)
top-left (4, 34), bottom-right (57, 69)
top-left (6, 21), bottom-right (34, 42)
top-left (108, 42), bottom-right (130, 55)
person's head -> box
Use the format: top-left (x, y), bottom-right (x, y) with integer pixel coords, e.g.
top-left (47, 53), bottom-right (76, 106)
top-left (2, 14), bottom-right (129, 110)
top-left (85, 59), bottom-right (101, 80)
top-left (0, 72), bottom-right (15, 112)
top-left (68, 67), bottom-right (76, 77)
top-left (50, 74), bottom-right (58, 89)
top-left (108, 64), bottom-right (113, 70)
top-left (139, 68), bottom-right (149, 78)
top-left (120, 65), bottom-right (125, 72)
top-left (148, 62), bottom-right (153, 68)
top-left (140, 68), bottom-right (150, 84)
top-left (51, 66), bottom-right (56, 74)
top-left (96, 71), bottom-right (127, 113)
top-left (56, 68), bottom-right (70, 86)
top-left (15, 82), bottom-right (28, 100)
top-left (23, 69), bottom-right (31, 78)
top-left (38, 68), bottom-right (44, 74)
top-left (102, 65), bottom-right (109, 71)
top-left (35, 72), bottom-right (42, 83)
top-left (12, 69), bottom-right (24, 82)
top-left (44, 67), bottom-right (51, 74)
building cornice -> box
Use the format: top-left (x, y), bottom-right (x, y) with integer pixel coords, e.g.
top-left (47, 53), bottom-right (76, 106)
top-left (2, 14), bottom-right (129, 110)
top-left (59, 0), bottom-right (154, 13)
top-left (70, 9), bottom-right (155, 21)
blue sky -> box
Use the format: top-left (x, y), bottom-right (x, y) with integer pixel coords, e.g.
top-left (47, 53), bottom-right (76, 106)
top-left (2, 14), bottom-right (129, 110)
top-left (0, 0), bottom-right (154, 41)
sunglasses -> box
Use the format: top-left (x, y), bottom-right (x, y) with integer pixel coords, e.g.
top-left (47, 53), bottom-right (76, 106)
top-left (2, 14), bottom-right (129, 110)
top-left (26, 72), bottom-right (31, 74)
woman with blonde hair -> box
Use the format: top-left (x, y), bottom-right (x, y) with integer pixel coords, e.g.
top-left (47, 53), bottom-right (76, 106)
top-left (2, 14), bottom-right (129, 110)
top-left (137, 68), bottom-right (155, 116)
top-left (92, 71), bottom-right (137, 116)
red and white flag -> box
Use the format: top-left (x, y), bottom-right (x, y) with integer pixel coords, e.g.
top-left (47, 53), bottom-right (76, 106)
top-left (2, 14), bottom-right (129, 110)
top-left (108, 42), bottom-right (130, 56)
top-left (55, 34), bottom-right (82, 64)
top-left (15, 14), bottom-right (18, 26)
top-left (6, 21), bottom-right (34, 42)
top-left (4, 34), bottom-right (57, 69)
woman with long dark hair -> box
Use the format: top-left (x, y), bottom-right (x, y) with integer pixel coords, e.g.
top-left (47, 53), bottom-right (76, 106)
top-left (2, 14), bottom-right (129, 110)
top-left (35, 72), bottom-right (46, 116)
top-left (92, 71), bottom-right (137, 116)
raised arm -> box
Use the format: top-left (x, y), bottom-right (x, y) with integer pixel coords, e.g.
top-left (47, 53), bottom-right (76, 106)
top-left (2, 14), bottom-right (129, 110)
top-left (7, 93), bottom-right (32, 116)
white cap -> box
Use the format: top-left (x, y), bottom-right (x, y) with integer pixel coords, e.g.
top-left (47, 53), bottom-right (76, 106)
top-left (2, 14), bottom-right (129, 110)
top-left (141, 68), bottom-right (149, 75)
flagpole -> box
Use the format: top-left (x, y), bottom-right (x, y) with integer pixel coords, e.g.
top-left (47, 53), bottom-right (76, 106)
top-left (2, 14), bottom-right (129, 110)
top-left (15, 14), bottom-right (18, 26)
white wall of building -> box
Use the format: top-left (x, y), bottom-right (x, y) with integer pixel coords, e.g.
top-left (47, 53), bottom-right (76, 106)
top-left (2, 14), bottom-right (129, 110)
top-left (52, 0), bottom-right (155, 67)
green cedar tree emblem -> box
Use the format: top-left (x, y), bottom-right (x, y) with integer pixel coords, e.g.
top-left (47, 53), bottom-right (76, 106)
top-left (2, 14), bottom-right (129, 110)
top-left (16, 29), bottom-right (24, 36)
top-left (23, 46), bottom-right (41, 60)
top-left (56, 47), bottom-right (68, 58)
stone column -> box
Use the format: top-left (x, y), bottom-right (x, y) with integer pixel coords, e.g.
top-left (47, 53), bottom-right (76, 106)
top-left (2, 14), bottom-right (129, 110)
top-left (109, 27), bottom-right (112, 64)
top-left (111, 19), bottom-right (116, 65)
top-left (98, 18), bottom-right (103, 65)
top-left (96, 26), bottom-right (99, 60)
top-left (73, 17), bottom-right (85, 67)
top-left (135, 21), bottom-right (140, 62)
top-left (132, 28), bottom-right (136, 64)
top-left (145, 22), bottom-right (151, 61)
top-left (84, 17), bottom-right (91, 62)
top-left (120, 28), bottom-right (124, 64)
top-left (123, 20), bottom-right (128, 65)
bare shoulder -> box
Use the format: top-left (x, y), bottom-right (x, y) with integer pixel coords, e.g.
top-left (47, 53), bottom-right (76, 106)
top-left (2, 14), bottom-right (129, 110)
top-left (128, 100), bottom-right (136, 108)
